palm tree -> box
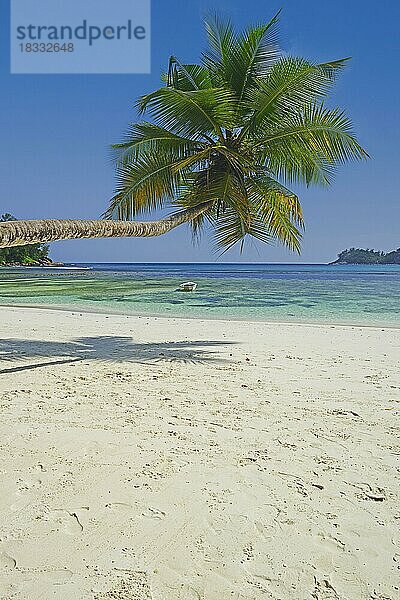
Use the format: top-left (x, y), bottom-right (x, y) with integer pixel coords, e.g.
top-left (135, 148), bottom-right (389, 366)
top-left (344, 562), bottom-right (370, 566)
top-left (0, 12), bottom-right (367, 250)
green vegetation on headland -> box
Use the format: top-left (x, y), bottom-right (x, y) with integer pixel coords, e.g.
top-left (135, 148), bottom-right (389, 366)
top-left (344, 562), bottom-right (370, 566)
top-left (0, 214), bottom-right (61, 266)
top-left (330, 247), bottom-right (400, 264)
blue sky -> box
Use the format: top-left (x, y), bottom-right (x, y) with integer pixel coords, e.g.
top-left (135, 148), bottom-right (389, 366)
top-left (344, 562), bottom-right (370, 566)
top-left (1, 0), bottom-right (399, 263)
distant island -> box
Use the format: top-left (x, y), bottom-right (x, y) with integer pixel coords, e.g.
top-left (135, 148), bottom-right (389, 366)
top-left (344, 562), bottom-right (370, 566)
top-left (0, 213), bottom-right (63, 267)
top-left (330, 247), bottom-right (400, 265)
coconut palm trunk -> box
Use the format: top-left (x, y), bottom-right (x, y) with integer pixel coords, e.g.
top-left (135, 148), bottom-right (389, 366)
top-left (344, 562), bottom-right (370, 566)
top-left (0, 202), bottom-right (213, 248)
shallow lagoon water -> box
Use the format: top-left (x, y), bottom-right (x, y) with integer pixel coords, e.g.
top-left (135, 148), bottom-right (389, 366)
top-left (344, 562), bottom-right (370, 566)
top-left (0, 263), bottom-right (399, 326)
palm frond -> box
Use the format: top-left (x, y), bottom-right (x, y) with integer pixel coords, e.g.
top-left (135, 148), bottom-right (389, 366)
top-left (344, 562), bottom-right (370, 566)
top-left (212, 144), bottom-right (257, 173)
top-left (136, 87), bottom-right (237, 140)
top-left (229, 12), bottom-right (282, 102)
top-left (247, 56), bottom-right (350, 131)
top-left (111, 122), bottom-right (206, 164)
top-left (171, 147), bottom-right (213, 171)
top-left (202, 12), bottom-right (281, 112)
top-left (195, 168), bottom-right (249, 215)
top-left (176, 193), bottom-right (215, 242)
top-left (265, 144), bottom-right (335, 186)
top-left (202, 13), bottom-right (237, 84)
top-left (167, 57), bottom-right (212, 90)
top-left (247, 177), bottom-right (303, 252)
top-left (105, 151), bottom-right (189, 219)
top-left (249, 176), bottom-right (304, 224)
top-left (257, 104), bottom-right (368, 185)
top-left (214, 207), bottom-right (274, 253)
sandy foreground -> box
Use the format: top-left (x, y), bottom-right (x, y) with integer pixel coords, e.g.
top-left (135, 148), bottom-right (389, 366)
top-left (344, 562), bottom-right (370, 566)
top-left (0, 306), bottom-right (399, 600)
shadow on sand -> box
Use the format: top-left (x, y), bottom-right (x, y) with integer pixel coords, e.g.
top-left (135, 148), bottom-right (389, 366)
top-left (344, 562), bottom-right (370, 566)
top-left (0, 336), bottom-right (237, 374)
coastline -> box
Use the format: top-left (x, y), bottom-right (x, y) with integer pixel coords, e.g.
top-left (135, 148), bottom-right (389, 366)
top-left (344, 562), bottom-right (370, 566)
top-left (1, 262), bottom-right (399, 330)
top-left (1, 301), bottom-right (400, 330)
top-left (1, 305), bottom-right (399, 598)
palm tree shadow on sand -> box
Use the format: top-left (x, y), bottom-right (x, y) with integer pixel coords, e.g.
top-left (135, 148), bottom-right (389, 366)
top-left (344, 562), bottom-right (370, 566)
top-left (0, 336), bottom-right (237, 374)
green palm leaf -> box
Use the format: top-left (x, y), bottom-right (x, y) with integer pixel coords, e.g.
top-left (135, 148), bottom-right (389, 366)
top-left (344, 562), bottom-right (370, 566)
top-left (248, 176), bottom-right (304, 252)
top-left (136, 87), bottom-right (237, 140)
top-left (202, 14), bottom-right (237, 85)
top-left (106, 151), bottom-right (189, 219)
top-left (166, 58), bottom-right (212, 91)
top-left (214, 207), bottom-right (274, 253)
top-left (112, 122), bottom-right (206, 164)
top-left (247, 56), bottom-right (350, 132)
top-left (203, 11), bottom-right (281, 103)
top-left (257, 104), bottom-right (368, 185)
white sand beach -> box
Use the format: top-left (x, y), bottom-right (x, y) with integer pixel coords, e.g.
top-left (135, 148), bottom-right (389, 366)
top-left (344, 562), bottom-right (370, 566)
top-left (0, 306), bottom-right (399, 599)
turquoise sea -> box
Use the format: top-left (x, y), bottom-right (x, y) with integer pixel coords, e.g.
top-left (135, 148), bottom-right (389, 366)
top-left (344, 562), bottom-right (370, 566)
top-left (0, 263), bottom-right (399, 327)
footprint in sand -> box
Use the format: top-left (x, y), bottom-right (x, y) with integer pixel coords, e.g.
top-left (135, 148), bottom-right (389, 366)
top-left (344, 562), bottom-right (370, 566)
top-left (171, 585), bottom-right (201, 599)
top-left (0, 551), bottom-right (17, 570)
top-left (141, 507), bottom-right (166, 519)
top-left (11, 475), bottom-right (42, 511)
top-left (19, 475), bottom-right (42, 491)
top-left (11, 491), bottom-right (34, 512)
top-left (312, 578), bottom-right (339, 599)
top-left (41, 568), bottom-right (74, 584)
top-left (317, 533), bottom-right (345, 553)
top-left (105, 502), bottom-right (133, 513)
top-left (49, 510), bottom-right (84, 535)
